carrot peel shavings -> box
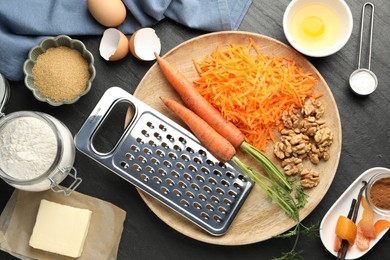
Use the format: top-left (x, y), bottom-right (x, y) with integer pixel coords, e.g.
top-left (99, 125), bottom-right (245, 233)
top-left (193, 38), bottom-right (317, 151)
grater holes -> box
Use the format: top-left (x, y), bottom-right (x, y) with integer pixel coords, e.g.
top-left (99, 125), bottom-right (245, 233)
top-left (175, 162), bottom-right (185, 170)
top-left (153, 132), bottom-right (162, 140)
top-left (200, 167), bottom-right (210, 175)
top-left (185, 191), bottom-right (195, 199)
top-left (137, 155), bottom-right (147, 163)
top-left (221, 179), bottom-right (230, 187)
top-left (125, 153), bottom-right (134, 161)
top-left (140, 174), bottom-right (149, 182)
top-left (238, 174), bottom-right (247, 182)
top-left (223, 198), bottom-right (232, 206)
top-left (148, 140), bottom-right (156, 147)
top-left (198, 149), bottom-right (207, 157)
top-left (191, 183), bottom-right (200, 191)
top-left (218, 162), bottom-right (227, 169)
top-left (216, 187), bottom-right (224, 195)
top-left (145, 166), bottom-right (154, 174)
top-left (173, 145), bottom-right (181, 151)
top-left (193, 157), bottom-right (202, 164)
top-left (131, 163), bottom-right (142, 171)
top-left (186, 147), bottom-right (195, 154)
top-left (178, 181), bottom-right (187, 189)
top-left (165, 178), bottom-right (175, 186)
top-left (156, 149), bottom-right (165, 157)
top-left (200, 212), bottom-right (210, 220)
top-left (168, 152), bottom-right (177, 160)
top-left (188, 164), bottom-right (197, 173)
top-left (183, 173), bottom-right (192, 181)
top-left (146, 122), bottom-right (154, 129)
top-left (170, 170), bottom-right (180, 178)
top-left (152, 176), bottom-right (162, 184)
top-left (150, 157), bottom-right (160, 165)
top-left (213, 215), bottom-right (222, 223)
top-left (233, 181), bottom-right (243, 190)
top-left (160, 186), bottom-right (169, 194)
top-left (213, 169), bottom-right (222, 177)
top-left (158, 168), bottom-right (167, 176)
top-left (206, 159), bottom-right (214, 166)
top-left (166, 134), bottom-right (174, 142)
top-left (228, 190), bottom-right (237, 198)
top-left (143, 147), bottom-right (152, 155)
top-left (180, 154), bottom-right (190, 161)
top-left (206, 204), bottom-right (215, 211)
top-left (193, 202), bottom-right (202, 210)
top-left (131, 145), bottom-right (140, 152)
top-left (198, 193), bottom-right (207, 202)
top-left (208, 177), bottom-right (217, 185)
top-left (203, 185), bottom-right (212, 194)
top-left (158, 124), bottom-right (167, 131)
top-left (163, 160), bottom-right (172, 168)
top-left (136, 137), bottom-right (144, 144)
top-left (161, 142), bottom-right (170, 149)
top-left (141, 129), bottom-right (149, 137)
top-left (178, 137), bottom-right (187, 144)
top-left (218, 206), bottom-right (227, 215)
top-left (120, 161), bottom-right (130, 169)
top-left (195, 175), bottom-right (205, 183)
top-left (180, 199), bottom-right (189, 207)
top-left (226, 171), bottom-right (235, 179)
top-left (172, 189), bottom-right (182, 197)
top-left (210, 195), bottom-right (220, 204)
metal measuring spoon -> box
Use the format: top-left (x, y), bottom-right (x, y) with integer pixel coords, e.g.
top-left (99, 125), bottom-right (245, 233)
top-left (0, 73), bottom-right (10, 118)
top-left (349, 2), bottom-right (377, 96)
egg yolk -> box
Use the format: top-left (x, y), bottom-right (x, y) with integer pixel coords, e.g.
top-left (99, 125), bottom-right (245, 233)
top-left (302, 16), bottom-right (325, 38)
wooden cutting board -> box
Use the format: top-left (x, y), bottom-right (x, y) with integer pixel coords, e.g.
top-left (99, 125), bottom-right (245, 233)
top-left (130, 31), bottom-right (342, 245)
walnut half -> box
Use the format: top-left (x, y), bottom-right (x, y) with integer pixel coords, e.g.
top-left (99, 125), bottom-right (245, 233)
top-left (300, 169), bottom-right (320, 188)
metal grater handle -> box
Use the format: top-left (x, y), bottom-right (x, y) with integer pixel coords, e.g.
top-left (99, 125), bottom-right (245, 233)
top-left (75, 87), bottom-right (140, 161)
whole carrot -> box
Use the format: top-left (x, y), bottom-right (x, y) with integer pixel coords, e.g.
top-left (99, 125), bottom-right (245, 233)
top-left (160, 97), bottom-right (236, 162)
top-left (155, 53), bottom-right (291, 190)
top-left (155, 53), bottom-right (245, 149)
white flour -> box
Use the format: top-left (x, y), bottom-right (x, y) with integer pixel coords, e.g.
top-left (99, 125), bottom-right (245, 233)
top-left (0, 116), bottom-right (57, 180)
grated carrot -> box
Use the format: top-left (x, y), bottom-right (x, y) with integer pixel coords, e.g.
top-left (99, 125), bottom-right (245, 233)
top-left (193, 38), bottom-right (317, 151)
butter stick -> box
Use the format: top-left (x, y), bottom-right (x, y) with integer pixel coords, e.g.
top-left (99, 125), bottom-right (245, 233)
top-left (29, 199), bottom-right (92, 258)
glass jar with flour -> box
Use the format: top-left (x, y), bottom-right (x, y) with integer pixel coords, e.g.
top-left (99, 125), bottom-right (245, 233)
top-left (0, 111), bottom-right (81, 195)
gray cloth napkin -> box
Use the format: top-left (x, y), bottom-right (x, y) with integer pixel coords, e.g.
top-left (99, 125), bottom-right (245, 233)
top-left (0, 0), bottom-right (252, 81)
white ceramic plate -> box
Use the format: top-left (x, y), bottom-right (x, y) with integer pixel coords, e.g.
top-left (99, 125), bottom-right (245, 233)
top-left (320, 167), bottom-right (390, 259)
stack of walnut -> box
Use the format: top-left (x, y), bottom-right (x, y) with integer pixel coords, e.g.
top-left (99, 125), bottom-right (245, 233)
top-left (273, 98), bottom-right (334, 189)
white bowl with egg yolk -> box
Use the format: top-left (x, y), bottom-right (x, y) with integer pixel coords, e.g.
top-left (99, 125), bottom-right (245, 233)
top-left (283, 0), bottom-right (353, 57)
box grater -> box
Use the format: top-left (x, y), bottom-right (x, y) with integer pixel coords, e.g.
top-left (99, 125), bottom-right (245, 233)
top-left (74, 87), bottom-right (253, 236)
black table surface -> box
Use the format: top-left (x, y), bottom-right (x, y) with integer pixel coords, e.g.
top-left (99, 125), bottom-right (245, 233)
top-left (1, 0), bottom-right (390, 259)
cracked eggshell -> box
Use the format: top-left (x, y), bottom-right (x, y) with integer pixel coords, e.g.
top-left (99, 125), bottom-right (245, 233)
top-left (99, 28), bottom-right (129, 61)
top-left (87, 0), bottom-right (126, 27)
top-left (129, 28), bottom-right (161, 61)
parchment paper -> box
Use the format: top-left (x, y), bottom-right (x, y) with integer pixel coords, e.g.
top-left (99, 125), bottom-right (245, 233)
top-left (0, 189), bottom-right (126, 260)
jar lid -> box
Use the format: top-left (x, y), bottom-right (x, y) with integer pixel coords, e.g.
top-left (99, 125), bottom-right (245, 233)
top-left (0, 73), bottom-right (10, 116)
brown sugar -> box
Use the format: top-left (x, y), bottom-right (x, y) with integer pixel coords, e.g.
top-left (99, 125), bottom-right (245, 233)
top-left (32, 46), bottom-right (90, 102)
top-left (369, 177), bottom-right (390, 210)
